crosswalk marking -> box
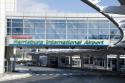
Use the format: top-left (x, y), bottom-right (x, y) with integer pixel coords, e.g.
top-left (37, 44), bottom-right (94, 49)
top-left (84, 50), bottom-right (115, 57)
top-left (41, 74), bottom-right (47, 75)
top-left (36, 74), bottom-right (40, 76)
top-left (69, 73), bottom-right (73, 75)
top-left (49, 74), bottom-right (54, 75)
top-left (55, 74), bottom-right (60, 75)
top-left (33, 73), bottom-right (81, 76)
top-left (62, 74), bottom-right (68, 76)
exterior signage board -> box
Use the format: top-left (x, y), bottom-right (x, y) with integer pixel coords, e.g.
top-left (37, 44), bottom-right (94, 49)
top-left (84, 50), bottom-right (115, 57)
top-left (6, 36), bottom-right (111, 46)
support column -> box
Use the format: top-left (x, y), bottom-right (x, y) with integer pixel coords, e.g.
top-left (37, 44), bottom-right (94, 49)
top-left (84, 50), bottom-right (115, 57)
top-left (93, 57), bottom-right (95, 65)
top-left (0, 0), bottom-right (6, 74)
top-left (107, 56), bottom-right (109, 70)
top-left (69, 56), bottom-right (73, 68)
top-left (58, 55), bottom-right (62, 67)
top-left (88, 55), bottom-right (91, 64)
top-left (5, 47), bottom-right (14, 72)
top-left (124, 58), bottom-right (125, 65)
top-left (80, 55), bottom-right (84, 69)
top-left (116, 55), bottom-right (120, 71)
top-left (104, 55), bottom-right (108, 70)
top-left (13, 47), bottom-right (16, 72)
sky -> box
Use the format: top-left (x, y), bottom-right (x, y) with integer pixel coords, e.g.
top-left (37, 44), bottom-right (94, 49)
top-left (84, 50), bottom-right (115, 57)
top-left (17, 0), bottom-right (120, 13)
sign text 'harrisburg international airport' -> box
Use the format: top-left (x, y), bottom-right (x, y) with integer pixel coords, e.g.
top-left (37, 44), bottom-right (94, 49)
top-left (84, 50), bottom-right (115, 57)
top-left (7, 39), bottom-right (110, 46)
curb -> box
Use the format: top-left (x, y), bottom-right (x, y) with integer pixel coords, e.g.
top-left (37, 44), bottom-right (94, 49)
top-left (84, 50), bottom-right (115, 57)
top-left (0, 73), bottom-right (32, 82)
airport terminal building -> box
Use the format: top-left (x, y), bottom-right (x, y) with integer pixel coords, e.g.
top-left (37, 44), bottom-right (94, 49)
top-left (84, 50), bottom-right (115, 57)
top-left (0, 0), bottom-right (125, 73)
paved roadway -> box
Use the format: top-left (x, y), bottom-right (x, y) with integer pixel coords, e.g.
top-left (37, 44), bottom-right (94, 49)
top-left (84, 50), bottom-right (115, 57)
top-left (1, 66), bottom-right (125, 83)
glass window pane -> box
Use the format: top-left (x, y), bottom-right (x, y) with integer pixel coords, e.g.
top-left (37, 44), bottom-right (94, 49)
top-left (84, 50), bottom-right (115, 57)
top-left (46, 34), bottom-right (66, 39)
top-left (12, 22), bottom-right (23, 27)
top-left (24, 22), bottom-right (34, 28)
top-left (88, 35), bottom-right (99, 39)
top-left (98, 35), bottom-right (109, 39)
top-left (67, 23), bottom-right (87, 29)
top-left (67, 23), bottom-right (78, 29)
top-left (110, 35), bottom-right (121, 39)
top-left (47, 29), bottom-right (66, 34)
top-left (67, 20), bottom-right (86, 23)
top-left (46, 23), bottom-right (66, 34)
top-left (67, 35), bottom-right (78, 39)
top-left (12, 28), bottom-right (23, 33)
top-left (46, 20), bottom-right (66, 23)
top-left (12, 19), bottom-right (23, 23)
top-left (77, 35), bottom-right (87, 39)
top-left (99, 29), bottom-right (109, 35)
top-left (24, 28), bottom-right (35, 33)
top-left (35, 27), bottom-right (45, 33)
top-left (88, 29), bottom-right (99, 35)
top-left (32, 34), bottom-right (45, 39)
top-left (24, 19), bottom-right (45, 23)
top-left (77, 29), bottom-right (87, 35)
top-left (7, 28), bottom-right (11, 33)
top-left (7, 19), bottom-right (11, 22)
top-left (7, 22), bottom-right (11, 27)
top-left (34, 23), bottom-right (45, 28)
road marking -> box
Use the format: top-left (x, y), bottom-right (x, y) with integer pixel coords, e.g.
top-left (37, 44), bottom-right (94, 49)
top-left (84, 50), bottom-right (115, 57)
top-left (55, 74), bottom-right (60, 76)
top-left (41, 74), bottom-right (47, 76)
top-left (62, 73), bottom-right (68, 76)
top-left (49, 74), bottom-right (54, 75)
top-left (36, 74), bottom-right (40, 76)
top-left (68, 73), bottom-right (73, 75)
top-left (33, 73), bottom-right (84, 76)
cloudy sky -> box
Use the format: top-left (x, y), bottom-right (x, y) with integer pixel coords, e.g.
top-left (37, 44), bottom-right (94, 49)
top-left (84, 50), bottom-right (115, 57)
top-left (17, 0), bottom-right (119, 13)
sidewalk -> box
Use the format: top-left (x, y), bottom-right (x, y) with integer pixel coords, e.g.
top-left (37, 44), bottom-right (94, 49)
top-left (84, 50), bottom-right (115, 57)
top-left (0, 73), bottom-right (32, 82)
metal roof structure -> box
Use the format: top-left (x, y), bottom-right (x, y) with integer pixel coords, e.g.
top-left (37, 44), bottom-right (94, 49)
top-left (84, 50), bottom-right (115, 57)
top-left (118, 0), bottom-right (125, 5)
top-left (81, 0), bottom-right (125, 47)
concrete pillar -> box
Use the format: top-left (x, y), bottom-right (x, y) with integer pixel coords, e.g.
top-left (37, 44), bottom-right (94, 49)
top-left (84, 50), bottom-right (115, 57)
top-left (58, 55), bottom-right (62, 67)
top-left (104, 55), bottom-right (108, 70)
top-left (95, 56), bottom-right (97, 65)
top-left (88, 55), bottom-right (91, 64)
top-left (116, 55), bottom-right (120, 71)
top-left (93, 57), bottom-right (95, 65)
top-left (107, 57), bottom-right (109, 69)
top-left (69, 56), bottom-right (73, 68)
top-left (80, 55), bottom-right (84, 69)
top-left (5, 47), bottom-right (14, 72)
top-left (13, 47), bottom-right (17, 71)
top-left (0, 0), bottom-right (6, 74)
top-left (110, 58), bottom-right (112, 70)
top-left (124, 58), bottom-right (125, 65)
top-left (47, 55), bottom-right (50, 66)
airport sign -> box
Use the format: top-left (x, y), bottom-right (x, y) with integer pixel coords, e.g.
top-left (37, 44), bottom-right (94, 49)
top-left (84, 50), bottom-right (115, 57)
top-left (6, 38), bottom-right (111, 46)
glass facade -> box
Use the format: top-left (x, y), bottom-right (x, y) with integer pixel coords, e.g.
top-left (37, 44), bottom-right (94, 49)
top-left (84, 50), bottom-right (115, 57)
top-left (7, 17), bottom-right (121, 42)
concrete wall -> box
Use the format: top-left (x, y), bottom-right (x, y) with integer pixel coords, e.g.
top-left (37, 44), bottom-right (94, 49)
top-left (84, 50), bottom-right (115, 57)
top-left (5, 0), bottom-right (17, 12)
top-left (0, 0), bottom-right (16, 74)
top-left (0, 0), bottom-right (6, 74)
